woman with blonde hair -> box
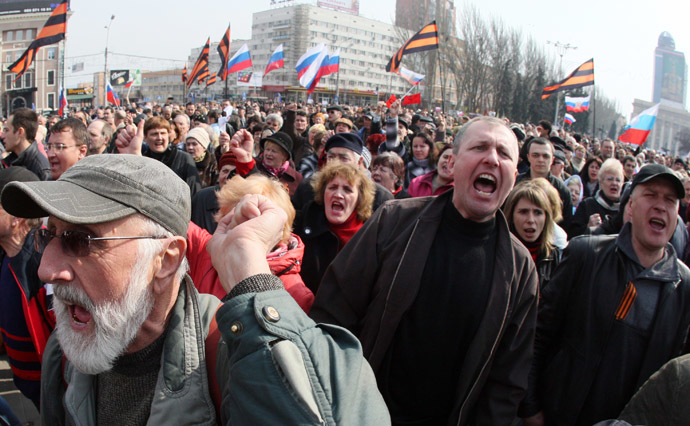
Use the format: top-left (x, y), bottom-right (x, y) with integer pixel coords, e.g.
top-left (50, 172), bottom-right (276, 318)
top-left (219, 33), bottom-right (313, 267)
top-left (186, 174), bottom-right (314, 312)
top-left (503, 179), bottom-right (562, 289)
top-left (294, 162), bottom-right (375, 293)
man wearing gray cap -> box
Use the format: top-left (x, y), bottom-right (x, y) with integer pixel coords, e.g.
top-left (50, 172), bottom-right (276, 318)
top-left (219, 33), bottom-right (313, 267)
top-left (1, 154), bottom-right (388, 425)
top-left (521, 164), bottom-right (690, 426)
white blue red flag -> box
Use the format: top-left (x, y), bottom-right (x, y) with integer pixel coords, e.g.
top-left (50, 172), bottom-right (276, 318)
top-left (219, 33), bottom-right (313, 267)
top-left (565, 95), bottom-right (590, 113)
top-left (564, 113), bottom-right (576, 125)
top-left (321, 48), bottom-right (340, 76)
top-left (296, 44), bottom-right (329, 94)
top-left (58, 87), bottom-right (68, 117)
top-left (106, 82), bottom-right (120, 107)
top-left (264, 44), bottom-right (284, 76)
top-left (398, 66), bottom-right (425, 85)
top-left (227, 44), bottom-right (253, 74)
top-left (618, 103), bottom-right (660, 146)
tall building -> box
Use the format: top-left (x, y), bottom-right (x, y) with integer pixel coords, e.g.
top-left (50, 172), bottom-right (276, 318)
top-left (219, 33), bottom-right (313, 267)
top-left (0, 1), bottom-right (70, 115)
top-left (652, 32), bottom-right (687, 110)
top-left (185, 3), bottom-right (419, 105)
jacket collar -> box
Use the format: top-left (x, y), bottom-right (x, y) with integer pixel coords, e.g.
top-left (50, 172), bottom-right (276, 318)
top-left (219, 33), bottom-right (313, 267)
top-left (616, 222), bottom-right (680, 282)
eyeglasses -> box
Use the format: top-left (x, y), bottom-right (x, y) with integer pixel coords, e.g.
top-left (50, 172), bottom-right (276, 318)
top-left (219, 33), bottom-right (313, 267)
top-left (33, 228), bottom-right (168, 257)
top-left (45, 143), bottom-right (77, 153)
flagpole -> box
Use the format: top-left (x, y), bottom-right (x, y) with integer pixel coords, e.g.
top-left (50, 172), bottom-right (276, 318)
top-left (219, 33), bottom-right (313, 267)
top-left (591, 87), bottom-right (596, 139)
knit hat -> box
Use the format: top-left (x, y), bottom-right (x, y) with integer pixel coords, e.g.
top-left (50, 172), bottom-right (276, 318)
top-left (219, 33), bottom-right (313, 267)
top-left (324, 133), bottom-right (364, 155)
top-left (2, 154), bottom-right (191, 236)
top-left (186, 127), bottom-right (210, 150)
top-left (260, 131), bottom-right (293, 160)
top-left (219, 151), bottom-right (237, 169)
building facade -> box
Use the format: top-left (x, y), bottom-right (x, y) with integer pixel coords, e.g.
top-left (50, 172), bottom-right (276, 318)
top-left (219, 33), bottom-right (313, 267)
top-left (0, 7), bottom-right (68, 115)
top-left (652, 32), bottom-right (687, 111)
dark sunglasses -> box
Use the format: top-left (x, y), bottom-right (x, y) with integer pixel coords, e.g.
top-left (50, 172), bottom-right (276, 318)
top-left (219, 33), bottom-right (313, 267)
top-left (33, 228), bottom-right (168, 258)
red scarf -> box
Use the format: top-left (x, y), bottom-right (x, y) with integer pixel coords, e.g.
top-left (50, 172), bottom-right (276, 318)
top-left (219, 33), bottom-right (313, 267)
top-left (328, 210), bottom-right (363, 251)
top-left (262, 159), bottom-right (289, 178)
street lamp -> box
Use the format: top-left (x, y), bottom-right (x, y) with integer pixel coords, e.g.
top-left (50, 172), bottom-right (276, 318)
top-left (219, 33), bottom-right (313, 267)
top-left (547, 40), bottom-right (577, 126)
top-left (103, 14), bottom-right (115, 106)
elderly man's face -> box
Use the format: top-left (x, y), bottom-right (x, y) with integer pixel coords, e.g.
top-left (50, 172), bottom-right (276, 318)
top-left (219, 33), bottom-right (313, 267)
top-left (38, 216), bottom-right (158, 374)
top-left (87, 120), bottom-right (107, 154)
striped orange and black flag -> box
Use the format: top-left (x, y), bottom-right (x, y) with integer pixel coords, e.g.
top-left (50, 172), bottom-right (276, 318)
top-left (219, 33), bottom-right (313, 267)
top-left (614, 281), bottom-right (637, 321)
top-left (217, 26), bottom-right (231, 81)
top-left (187, 38), bottom-right (210, 88)
top-left (206, 73), bottom-right (217, 87)
top-left (386, 21), bottom-right (438, 73)
top-left (8, 0), bottom-right (68, 80)
top-left (541, 59), bottom-right (594, 100)
top-left (182, 64), bottom-right (188, 83)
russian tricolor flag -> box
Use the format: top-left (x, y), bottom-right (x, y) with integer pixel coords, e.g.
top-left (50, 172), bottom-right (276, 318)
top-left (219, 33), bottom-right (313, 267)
top-left (618, 103), bottom-right (660, 146)
top-left (564, 113), bottom-right (576, 125)
top-left (565, 95), bottom-right (590, 113)
top-left (398, 66), bottom-right (425, 85)
top-left (264, 44), bottom-right (284, 76)
top-left (58, 87), bottom-right (68, 117)
top-left (321, 48), bottom-right (340, 76)
top-left (227, 44), bottom-right (253, 74)
top-left (106, 82), bottom-right (120, 107)
top-left (124, 78), bottom-right (134, 88)
top-left (296, 44), bottom-right (329, 93)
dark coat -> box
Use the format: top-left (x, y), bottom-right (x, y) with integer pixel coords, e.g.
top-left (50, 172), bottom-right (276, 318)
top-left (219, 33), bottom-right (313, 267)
top-left (191, 185), bottom-right (219, 234)
top-left (1, 142), bottom-right (51, 180)
top-left (521, 224), bottom-right (690, 425)
top-left (293, 200), bottom-right (341, 293)
top-left (311, 191), bottom-right (539, 425)
top-left (143, 144), bottom-right (202, 197)
top-left (567, 191), bottom-right (619, 239)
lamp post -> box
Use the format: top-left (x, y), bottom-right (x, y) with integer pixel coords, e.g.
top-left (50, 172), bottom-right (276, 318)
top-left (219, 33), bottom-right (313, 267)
top-left (547, 40), bottom-right (577, 127)
top-left (103, 15), bottom-right (115, 106)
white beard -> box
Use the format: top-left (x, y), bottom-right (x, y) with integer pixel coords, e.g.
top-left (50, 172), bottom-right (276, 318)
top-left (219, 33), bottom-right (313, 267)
top-left (52, 247), bottom-right (156, 375)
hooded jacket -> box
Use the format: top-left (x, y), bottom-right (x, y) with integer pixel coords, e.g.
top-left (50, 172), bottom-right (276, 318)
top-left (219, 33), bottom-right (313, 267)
top-left (521, 223), bottom-right (690, 425)
top-left (311, 191), bottom-right (538, 425)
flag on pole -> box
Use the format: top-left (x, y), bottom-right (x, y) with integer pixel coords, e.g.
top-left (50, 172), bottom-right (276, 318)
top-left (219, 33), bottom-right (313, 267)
top-left (206, 74), bottom-right (217, 87)
top-left (296, 44), bottom-right (329, 94)
top-left (106, 82), bottom-right (120, 107)
top-left (187, 38), bottom-right (210, 88)
top-left (124, 78), bottom-right (134, 88)
top-left (58, 88), bottom-right (68, 117)
top-left (564, 113), bottom-right (576, 125)
top-left (227, 44), bottom-right (253, 74)
top-left (565, 95), bottom-right (590, 112)
top-left (402, 93), bottom-right (422, 105)
top-left (321, 48), bottom-right (340, 75)
top-left (217, 25), bottom-right (231, 80)
top-left (397, 66), bottom-right (425, 85)
top-left (542, 59), bottom-right (594, 99)
top-left (386, 21), bottom-right (439, 73)
top-left (182, 64), bottom-right (187, 83)
top-left (8, 0), bottom-right (67, 80)
top-left (618, 104), bottom-right (660, 146)
top-left (385, 94), bottom-right (397, 108)
top-left (264, 44), bottom-right (284, 76)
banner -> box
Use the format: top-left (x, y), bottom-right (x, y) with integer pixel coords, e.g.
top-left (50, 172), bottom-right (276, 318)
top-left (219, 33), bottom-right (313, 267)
top-left (109, 69), bottom-right (130, 86)
top-left (237, 71), bottom-right (262, 87)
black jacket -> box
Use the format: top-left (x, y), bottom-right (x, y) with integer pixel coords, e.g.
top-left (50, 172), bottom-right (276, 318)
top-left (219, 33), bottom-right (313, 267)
top-left (191, 185), bottom-right (219, 234)
top-left (293, 200), bottom-right (341, 293)
top-left (1, 142), bottom-right (51, 180)
top-left (567, 191), bottom-right (619, 239)
top-left (521, 224), bottom-right (690, 425)
top-left (143, 144), bottom-right (201, 196)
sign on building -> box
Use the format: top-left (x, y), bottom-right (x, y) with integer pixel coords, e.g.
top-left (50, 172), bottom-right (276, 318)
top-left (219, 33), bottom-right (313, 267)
top-left (317, 0), bottom-right (359, 15)
top-left (109, 69), bottom-right (130, 86)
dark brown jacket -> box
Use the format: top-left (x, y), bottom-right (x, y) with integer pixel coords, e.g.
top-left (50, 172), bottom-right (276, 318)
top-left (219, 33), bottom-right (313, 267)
top-left (310, 191), bottom-right (539, 425)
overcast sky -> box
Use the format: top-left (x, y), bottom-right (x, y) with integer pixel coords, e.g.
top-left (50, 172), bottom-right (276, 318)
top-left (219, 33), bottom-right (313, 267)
top-left (63, 0), bottom-right (689, 118)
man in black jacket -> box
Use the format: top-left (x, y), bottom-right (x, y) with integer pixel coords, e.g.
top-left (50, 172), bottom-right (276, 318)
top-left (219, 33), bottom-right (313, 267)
top-left (521, 164), bottom-right (690, 426)
top-left (1, 108), bottom-right (50, 180)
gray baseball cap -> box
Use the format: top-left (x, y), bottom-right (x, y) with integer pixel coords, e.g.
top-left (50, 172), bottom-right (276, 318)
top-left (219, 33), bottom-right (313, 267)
top-left (1, 154), bottom-right (191, 236)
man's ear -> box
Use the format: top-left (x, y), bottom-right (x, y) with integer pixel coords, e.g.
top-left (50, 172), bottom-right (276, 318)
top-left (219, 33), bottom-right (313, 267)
top-left (77, 144), bottom-right (88, 159)
top-left (152, 236), bottom-right (187, 294)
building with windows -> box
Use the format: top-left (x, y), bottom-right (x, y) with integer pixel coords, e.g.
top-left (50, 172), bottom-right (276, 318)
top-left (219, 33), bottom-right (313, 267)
top-left (631, 98), bottom-right (690, 155)
top-left (185, 3), bottom-right (418, 106)
top-left (0, 3), bottom-right (69, 115)
top-left (653, 32), bottom-right (687, 111)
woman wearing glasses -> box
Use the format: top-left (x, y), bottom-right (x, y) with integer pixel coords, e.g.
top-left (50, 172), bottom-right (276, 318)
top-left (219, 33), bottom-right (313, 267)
top-left (567, 158), bottom-right (624, 239)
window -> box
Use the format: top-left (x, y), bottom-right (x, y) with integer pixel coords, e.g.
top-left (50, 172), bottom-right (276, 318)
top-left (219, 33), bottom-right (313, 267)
top-left (47, 47), bottom-right (56, 60)
top-left (5, 74), bottom-right (12, 90)
top-left (15, 75), bottom-right (22, 89)
top-left (47, 93), bottom-right (55, 109)
top-left (24, 73), bottom-right (32, 87)
top-left (5, 31), bottom-right (13, 41)
top-left (15, 30), bottom-right (22, 41)
top-left (5, 52), bottom-right (11, 63)
top-left (47, 70), bottom-right (55, 85)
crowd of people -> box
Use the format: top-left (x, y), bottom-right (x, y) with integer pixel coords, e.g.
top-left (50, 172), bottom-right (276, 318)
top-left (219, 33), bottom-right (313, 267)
top-left (1, 98), bottom-right (690, 425)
